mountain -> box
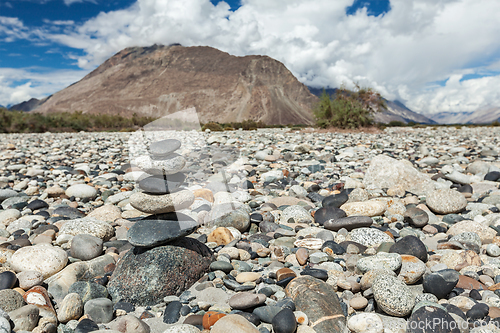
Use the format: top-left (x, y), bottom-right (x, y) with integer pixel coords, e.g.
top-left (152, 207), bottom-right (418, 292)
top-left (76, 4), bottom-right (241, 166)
top-left (33, 44), bottom-right (316, 125)
top-left (307, 87), bottom-right (435, 124)
top-left (9, 97), bottom-right (47, 112)
top-left (429, 106), bottom-right (500, 124)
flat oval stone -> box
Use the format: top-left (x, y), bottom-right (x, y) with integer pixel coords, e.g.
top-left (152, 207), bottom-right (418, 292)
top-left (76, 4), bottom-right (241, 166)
top-left (10, 244), bottom-right (68, 279)
top-left (57, 292), bottom-right (83, 323)
top-left (70, 234), bottom-right (103, 261)
top-left (300, 268), bottom-right (328, 281)
top-left (17, 270), bottom-right (43, 290)
top-left (138, 173), bottom-right (186, 194)
top-left (84, 298), bottom-right (114, 324)
top-left (253, 305), bottom-right (282, 323)
top-left (322, 192), bottom-right (349, 208)
top-left (149, 139), bottom-right (182, 158)
top-left (347, 228), bottom-right (393, 247)
top-left (65, 184), bottom-right (97, 200)
top-left (129, 190), bottom-right (195, 215)
top-left (52, 206), bottom-right (85, 219)
top-left (229, 292), bottom-right (266, 310)
top-left (324, 216), bottom-right (373, 232)
top-left (426, 189), bottom-right (467, 214)
top-left (357, 252), bottom-right (402, 273)
top-left (127, 212), bottom-right (198, 247)
top-left (340, 200), bottom-right (387, 217)
top-left (133, 154), bottom-right (186, 175)
top-left (404, 207), bottom-right (429, 228)
top-left (27, 199), bottom-right (49, 211)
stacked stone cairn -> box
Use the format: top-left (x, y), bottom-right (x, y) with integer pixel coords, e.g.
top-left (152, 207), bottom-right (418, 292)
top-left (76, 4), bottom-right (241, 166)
top-left (107, 138), bottom-right (214, 307)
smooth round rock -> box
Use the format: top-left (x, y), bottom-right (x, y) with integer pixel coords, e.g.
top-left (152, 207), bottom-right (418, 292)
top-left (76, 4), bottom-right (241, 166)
top-left (17, 270), bottom-right (43, 290)
top-left (347, 228), bottom-right (393, 247)
top-left (357, 252), bottom-right (402, 273)
top-left (59, 217), bottom-right (115, 241)
top-left (399, 255), bottom-right (426, 285)
top-left (71, 234), bottom-right (103, 261)
top-left (229, 292), bottom-right (266, 310)
top-left (57, 293), bottom-right (84, 323)
top-left (347, 313), bottom-right (383, 333)
top-left (423, 269), bottom-right (459, 299)
top-left (27, 199), bottom-right (49, 211)
top-left (65, 184), bottom-right (98, 200)
top-left (324, 216), bottom-right (372, 232)
top-left (404, 207), bottom-right (429, 227)
top-left (389, 235), bottom-right (428, 263)
top-left (10, 244), bottom-right (68, 279)
top-left (372, 274), bottom-right (415, 317)
top-left (0, 271), bottom-right (17, 290)
top-left (350, 297), bottom-right (369, 310)
top-left (466, 303), bottom-right (489, 320)
top-left (426, 189), bottom-right (467, 214)
top-left (84, 298), bottom-right (113, 324)
top-left (211, 314), bottom-right (259, 333)
top-left (272, 308), bottom-right (297, 333)
top-left (340, 201), bottom-right (387, 217)
top-left (75, 318), bottom-right (99, 333)
top-left (127, 212), bottom-right (198, 247)
top-left (0, 288), bottom-right (24, 311)
top-left (138, 173), bottom-right (186, 194)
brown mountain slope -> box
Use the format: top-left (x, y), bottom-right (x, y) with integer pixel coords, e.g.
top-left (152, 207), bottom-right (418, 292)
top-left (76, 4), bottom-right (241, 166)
top-left (34, 44), bottom-right (316, 125)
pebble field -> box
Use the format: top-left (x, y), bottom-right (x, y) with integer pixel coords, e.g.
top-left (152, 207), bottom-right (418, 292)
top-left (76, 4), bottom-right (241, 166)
top-left (1, 126), bottom-right (500, 333)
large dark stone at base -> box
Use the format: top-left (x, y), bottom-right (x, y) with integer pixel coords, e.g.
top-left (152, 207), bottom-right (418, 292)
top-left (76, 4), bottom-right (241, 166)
top-left (408, 305), bottom-right (460, 333)
top-left (285, 276), bottom-right (346, 333)
top-left (390, 235), bottom-right (428, 263)
top-left (108, 237), bottom-right (214, 306)
top-left (324, 216), bottom-right (372, 231)
top-left (322, 192), bottom-right (349, 209)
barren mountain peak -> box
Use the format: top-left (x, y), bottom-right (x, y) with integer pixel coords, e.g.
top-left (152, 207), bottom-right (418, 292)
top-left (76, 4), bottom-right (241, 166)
top-left (34, 44), bottom-right (316, 125)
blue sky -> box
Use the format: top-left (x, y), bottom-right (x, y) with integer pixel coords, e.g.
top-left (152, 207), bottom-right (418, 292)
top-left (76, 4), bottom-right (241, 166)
top-left (1, 0), bottom-right (500, 114)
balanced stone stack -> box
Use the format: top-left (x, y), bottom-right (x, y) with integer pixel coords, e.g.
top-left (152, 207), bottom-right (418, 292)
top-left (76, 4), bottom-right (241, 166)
top-left (130, 138), bottom-right (195, 215)
top-left (108, 138), bottom-right (213, 306)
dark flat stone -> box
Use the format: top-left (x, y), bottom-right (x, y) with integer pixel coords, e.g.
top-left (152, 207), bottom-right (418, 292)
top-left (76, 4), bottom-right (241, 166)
top-left (0, 271), bottom-right (17, 290)
top-left (138, 173), bottom-right (186, 194)
top-left (52, 206), bottom-right (85, 219)
top-left (314, 207), bottom-right (347, 226)
top-left (300, 268), bottom-right (328, 281)
top-left (27, 199), bottom-right (49, 211)
top-left (163, 300), bottom-right (182, 324)
top-left (321, 240), bottom-right (345, 255)
top-left (127, 212), bottom-right (198, 247)
top-left (324, 216), bottom-right (372, 231)
top-left (253, 305), bottom-right (282, 323)
top-left (322, 191), bottom-right (349, 208)
top-left (485, 171), bottom-right (500, 182)
top-left (423, 269), bottom-right (459, 299)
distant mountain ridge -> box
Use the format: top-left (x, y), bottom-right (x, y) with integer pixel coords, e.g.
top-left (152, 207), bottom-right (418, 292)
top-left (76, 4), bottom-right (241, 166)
top-left (9, 97), bottom-right (47, 112)
top-left (307, 87), bottom-right (436, 124)
top-left (429, 107), bottom-right (500, 124)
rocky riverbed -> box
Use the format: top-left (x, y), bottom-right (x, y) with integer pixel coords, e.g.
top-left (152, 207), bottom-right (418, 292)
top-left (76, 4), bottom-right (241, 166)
top-left (1, 126), bottom-right (500, 333)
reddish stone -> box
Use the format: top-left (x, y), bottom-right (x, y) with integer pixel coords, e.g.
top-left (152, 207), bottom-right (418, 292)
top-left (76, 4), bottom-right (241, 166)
top-left (276, 268), bottom-right (296, 281)
top-left (203, 311), bottom-right (226, 329)
top-left (23, 286), bottom-right (55, 314)
top-left (456, 275), bottom-right (486, 290)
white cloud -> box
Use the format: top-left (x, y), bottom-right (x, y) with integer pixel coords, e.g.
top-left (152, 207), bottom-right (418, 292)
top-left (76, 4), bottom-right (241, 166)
top-left (0, 68), bottom-right (90, 105)
top-left (2, 0), bottom-right (500, 114)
